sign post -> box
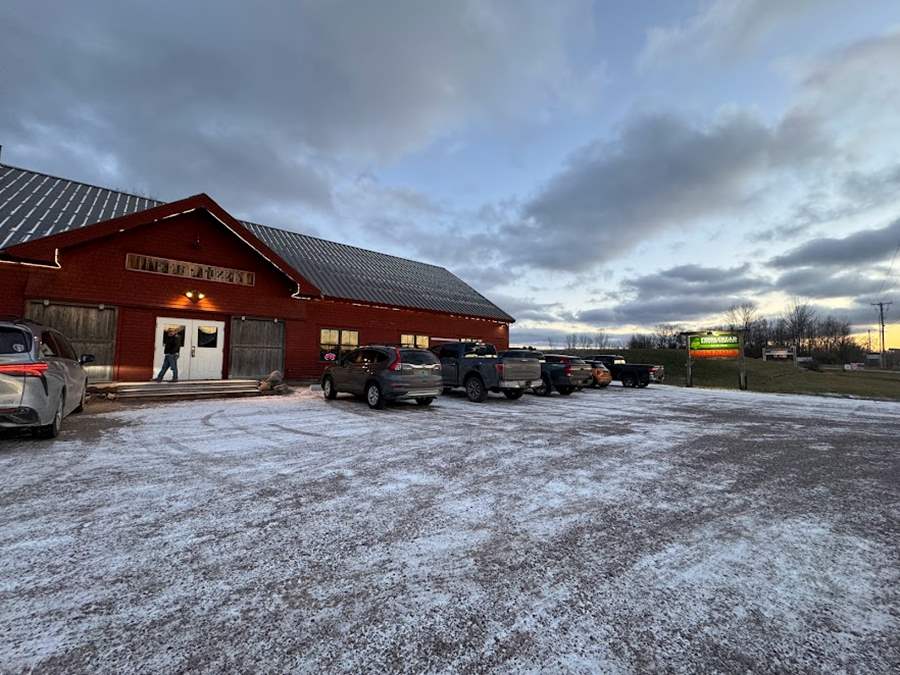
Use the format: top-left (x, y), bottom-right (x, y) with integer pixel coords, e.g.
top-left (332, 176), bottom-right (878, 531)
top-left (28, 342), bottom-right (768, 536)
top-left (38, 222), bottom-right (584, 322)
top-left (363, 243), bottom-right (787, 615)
top-left (686, 341), bottom-right (693, 387)
top-left (738, 332), bottom-right (747, 390)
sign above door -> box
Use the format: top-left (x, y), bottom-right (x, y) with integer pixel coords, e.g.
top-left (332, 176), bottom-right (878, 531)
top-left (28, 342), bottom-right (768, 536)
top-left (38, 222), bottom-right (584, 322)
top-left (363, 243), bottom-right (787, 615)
top-left (126, 253), bottom-right (255, 286)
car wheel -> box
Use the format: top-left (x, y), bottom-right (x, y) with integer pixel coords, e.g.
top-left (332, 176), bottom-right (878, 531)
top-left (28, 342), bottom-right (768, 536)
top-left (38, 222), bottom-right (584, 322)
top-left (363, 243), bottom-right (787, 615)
top-left (35, 394), bottom-right (64, 439)
top-left (533, 375), bottom-right (552, 396)
top-left (465, 375), bottom-right (488, 403)
top-left (503, 389), bottom-right (524, 400)
top-left (638, 381), bottom-right (650, 388)
top-left (365, 381), bottom-right (385, 409)
top-left (557, 386), bottom-right (573, 396)
top-left (415, 397), bottom-right (434, 406)
top-left (73, 383), bottom-right (87, 414)
top-left (322, 376), bottom-right (338, 400)
top-left (621, 375), bottom-right (634, 388)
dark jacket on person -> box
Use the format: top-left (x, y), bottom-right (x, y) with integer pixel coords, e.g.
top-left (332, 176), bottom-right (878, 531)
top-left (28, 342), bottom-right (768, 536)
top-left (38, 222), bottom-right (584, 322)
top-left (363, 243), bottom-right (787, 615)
top-left (163, 333), bottom-right (181, 355)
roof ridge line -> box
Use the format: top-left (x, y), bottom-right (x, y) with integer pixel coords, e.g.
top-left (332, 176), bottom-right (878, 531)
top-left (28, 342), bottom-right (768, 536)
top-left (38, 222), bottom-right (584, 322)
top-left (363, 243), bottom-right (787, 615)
top-left (0, 162), bottom-right (165, 205)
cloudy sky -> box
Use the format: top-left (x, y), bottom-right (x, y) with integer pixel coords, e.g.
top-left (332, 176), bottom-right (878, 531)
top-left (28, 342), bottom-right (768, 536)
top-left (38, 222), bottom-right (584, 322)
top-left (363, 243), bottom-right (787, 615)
top-left (2, 0), bottom-right (900, 347)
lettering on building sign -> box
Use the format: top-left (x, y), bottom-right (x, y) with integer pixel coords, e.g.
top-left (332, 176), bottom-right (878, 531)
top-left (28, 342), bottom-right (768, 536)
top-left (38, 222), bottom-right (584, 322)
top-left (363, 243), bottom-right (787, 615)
top-left (125, 253), bottom-right (255, 287)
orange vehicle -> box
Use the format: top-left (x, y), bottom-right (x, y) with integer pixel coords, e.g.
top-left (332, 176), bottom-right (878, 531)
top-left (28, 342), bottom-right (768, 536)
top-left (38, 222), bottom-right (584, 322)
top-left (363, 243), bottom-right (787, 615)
top-left (584, 359), bottom-right (613, 388)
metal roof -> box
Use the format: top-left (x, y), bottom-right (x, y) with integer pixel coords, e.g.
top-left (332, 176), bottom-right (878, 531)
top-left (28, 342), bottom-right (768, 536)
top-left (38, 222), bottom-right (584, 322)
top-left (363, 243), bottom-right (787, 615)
top-left (0, 164), bottom-right (162, 249)
top-left (0, 163), bottom-right (513, 322)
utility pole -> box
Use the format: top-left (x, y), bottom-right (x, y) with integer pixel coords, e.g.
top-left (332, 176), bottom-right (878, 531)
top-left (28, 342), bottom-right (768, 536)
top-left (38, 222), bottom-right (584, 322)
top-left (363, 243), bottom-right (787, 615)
top-left (867, 328), bottom-right (872, 353)
top-left (871, 301), bottom-right (892, 368)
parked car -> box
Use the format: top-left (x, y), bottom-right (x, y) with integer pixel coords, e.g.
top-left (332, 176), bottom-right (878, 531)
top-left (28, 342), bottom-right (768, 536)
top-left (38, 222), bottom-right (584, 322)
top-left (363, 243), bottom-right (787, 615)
top-left (587, 354), bottom-right (661, 388)
top-left (433, 342), bottom-right (541, 402)
top-left (321, 345), bottom-right (442, 409)
top-left (529, 353), bottom-right (594, 396)
top-left (581, 358), bottom-right (613, 388)
top-left (0, 318), bottom-right (94, 438)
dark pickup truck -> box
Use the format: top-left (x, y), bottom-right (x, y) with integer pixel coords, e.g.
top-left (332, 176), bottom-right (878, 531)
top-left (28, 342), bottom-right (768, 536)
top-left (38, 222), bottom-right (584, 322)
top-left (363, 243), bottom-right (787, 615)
top-left (500, 351), bottom-right (594, 396)
top-left (587, 354), bottom-right (664, 388)
top-left (433, 342), bottom-right (541, 402)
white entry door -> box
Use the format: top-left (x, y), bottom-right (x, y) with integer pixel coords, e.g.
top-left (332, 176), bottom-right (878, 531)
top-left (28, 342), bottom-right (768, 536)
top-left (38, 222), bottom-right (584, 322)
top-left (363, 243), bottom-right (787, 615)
top-left (153, 317), bottom-right (226, 380)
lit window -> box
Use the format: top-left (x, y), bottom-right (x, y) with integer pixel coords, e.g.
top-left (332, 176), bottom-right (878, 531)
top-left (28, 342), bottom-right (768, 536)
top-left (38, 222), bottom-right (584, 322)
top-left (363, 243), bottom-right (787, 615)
top-left (320, 328), bottom-right (358, 362)
top-left (401, 334), bottom-right (429, 348)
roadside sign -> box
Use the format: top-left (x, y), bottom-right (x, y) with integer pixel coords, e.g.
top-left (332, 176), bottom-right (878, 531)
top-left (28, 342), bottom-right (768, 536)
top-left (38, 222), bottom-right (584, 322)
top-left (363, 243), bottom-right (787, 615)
top-left (689, 333), bottom-right (741, 359)
top-left (684, 331), bottom-right (747, 390)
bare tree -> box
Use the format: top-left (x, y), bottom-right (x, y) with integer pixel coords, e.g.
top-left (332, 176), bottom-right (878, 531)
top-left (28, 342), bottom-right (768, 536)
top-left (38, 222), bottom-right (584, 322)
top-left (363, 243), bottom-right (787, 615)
top-left (628, 333), bottom-right (654, 349)
top-left (726, 302), bottom-right (759, 338)
top-left (593, 331), bottom-right (610, 349)
top-left (652, 323), bottom-right (683, 349)
top-left (783, 298), bottom-right (817, 355)
top-left (565, 333), bottom-right (578, 350)
top-left (547, 336), bottom-right (556, 350)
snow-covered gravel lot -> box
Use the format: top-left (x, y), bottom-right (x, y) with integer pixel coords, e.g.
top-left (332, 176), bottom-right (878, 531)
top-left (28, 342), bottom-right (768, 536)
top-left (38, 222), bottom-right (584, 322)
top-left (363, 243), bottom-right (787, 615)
top-left (1, 385), bottom-right (898, 673)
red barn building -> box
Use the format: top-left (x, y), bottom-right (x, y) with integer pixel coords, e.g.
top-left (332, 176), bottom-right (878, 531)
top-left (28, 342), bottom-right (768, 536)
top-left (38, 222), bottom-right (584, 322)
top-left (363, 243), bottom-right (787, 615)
top-left (0, 163), bottom-right (513, 382)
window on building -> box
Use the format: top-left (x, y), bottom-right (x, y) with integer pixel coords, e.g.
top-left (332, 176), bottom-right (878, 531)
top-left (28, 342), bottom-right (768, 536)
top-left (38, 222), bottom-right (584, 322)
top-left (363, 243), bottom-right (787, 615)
top-left (320, 328), bottom-right (359, 362)
top-left (401, 334), bottom-right (429, 349)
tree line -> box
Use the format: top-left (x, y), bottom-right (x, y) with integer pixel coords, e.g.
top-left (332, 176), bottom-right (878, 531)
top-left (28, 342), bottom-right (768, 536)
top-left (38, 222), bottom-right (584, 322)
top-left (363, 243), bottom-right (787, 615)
top-left (626, 300), bottom-right (867, 363)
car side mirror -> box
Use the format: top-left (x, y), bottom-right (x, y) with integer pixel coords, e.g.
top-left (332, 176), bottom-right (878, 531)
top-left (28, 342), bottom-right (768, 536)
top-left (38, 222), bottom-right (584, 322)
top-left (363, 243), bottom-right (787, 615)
top-left (79, 354), bottom-right (95, 365)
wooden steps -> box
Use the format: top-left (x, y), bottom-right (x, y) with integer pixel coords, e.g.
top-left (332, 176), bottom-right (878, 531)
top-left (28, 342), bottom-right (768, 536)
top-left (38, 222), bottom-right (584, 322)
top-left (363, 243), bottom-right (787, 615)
top-left (89, 379), bottom-right (261, 400)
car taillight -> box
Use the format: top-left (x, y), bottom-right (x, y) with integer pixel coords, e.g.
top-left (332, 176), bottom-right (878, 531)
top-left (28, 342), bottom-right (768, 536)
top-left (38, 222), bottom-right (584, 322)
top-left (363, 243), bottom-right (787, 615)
top-left (0, 362), bottom-right (49, 377)
top-left (388, 348), bottom-right (402, 371)
top-left (496, 363), bottom-right (504, 378)
top-left (563, 365), bottom-right (573, 376)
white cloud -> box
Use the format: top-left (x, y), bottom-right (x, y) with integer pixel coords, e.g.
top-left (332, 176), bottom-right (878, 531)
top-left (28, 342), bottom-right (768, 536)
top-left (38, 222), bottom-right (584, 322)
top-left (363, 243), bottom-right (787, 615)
top-left (638, 0), bottom-right (833, 70)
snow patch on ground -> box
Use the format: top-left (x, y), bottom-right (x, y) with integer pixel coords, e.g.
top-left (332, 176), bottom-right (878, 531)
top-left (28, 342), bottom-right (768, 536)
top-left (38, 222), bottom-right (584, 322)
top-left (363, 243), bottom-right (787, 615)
top-left (1, 385), bottom-right (898, 672)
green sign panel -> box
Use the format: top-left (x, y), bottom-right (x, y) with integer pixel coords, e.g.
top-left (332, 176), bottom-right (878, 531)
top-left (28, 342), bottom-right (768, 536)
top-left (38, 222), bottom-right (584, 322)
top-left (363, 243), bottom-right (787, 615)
top-left (689, 333), bottom-right (741, 359)
top-left (689, 334), bottom-right (739, 350)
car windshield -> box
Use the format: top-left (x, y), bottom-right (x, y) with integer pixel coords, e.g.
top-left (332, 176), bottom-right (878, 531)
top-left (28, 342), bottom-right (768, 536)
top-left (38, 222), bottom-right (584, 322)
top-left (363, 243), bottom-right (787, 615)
top-left (0, 326), bottom-right (30, 355)
top-left (400, 349), bottom-right (439, 365)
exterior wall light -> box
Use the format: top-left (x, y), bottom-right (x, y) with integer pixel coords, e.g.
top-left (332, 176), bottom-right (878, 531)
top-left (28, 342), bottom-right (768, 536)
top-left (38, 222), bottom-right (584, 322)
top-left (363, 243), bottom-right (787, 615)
top-left (184, 289), bottom-right (206, 303)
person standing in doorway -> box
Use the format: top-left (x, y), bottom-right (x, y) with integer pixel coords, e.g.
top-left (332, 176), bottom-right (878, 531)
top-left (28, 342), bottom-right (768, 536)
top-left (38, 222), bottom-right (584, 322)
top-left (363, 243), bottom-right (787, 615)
top-left (156, 327), bottom-right (181, 382)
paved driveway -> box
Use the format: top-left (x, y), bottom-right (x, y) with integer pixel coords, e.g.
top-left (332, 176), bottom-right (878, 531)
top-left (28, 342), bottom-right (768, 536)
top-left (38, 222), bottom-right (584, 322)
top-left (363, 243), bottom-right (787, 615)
top-left (1, 386), bottom-right (898, 672)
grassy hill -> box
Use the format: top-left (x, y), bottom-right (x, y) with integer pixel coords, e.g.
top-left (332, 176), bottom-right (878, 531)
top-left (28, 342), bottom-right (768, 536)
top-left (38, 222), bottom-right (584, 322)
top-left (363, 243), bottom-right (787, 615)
top-left (563, 348), bottom-right (900, 401)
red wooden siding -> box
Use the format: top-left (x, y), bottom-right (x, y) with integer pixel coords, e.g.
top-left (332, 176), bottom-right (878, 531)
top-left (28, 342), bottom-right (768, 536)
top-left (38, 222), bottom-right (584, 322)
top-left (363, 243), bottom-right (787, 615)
top-left (0, 210), bottom-right (510, 381)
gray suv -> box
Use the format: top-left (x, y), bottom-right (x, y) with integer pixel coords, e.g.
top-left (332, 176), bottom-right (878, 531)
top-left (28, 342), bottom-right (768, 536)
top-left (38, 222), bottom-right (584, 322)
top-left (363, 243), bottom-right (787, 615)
top-left (0, 318), bottom-right (94, 438)
top-left (322, 345), bottom-right (442, 409)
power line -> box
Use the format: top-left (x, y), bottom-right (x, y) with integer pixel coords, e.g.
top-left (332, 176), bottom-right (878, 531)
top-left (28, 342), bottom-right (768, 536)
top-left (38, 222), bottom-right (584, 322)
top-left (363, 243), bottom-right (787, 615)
top-left (879, 242), bottom-right (900, 295)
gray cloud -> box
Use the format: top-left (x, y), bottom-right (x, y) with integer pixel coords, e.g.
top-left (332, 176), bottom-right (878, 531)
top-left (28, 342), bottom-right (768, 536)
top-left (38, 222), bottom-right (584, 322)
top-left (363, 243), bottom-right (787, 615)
top-left (624, 263), bottom-right (770, 297)
top-left (508, 109), bottom-right (830, 271)
top-left (771, 218), bottom-right (900, 269)
top-left (0, 0), bottom-right (596, 226)
top-left (610, 296), bottom-right (743, 326)
top-left (749, 164), bottom-right (900, 243)
top-left (494, 296), bottom-right (566, 323)
top-left (775, 268), bottom-right (896, 299)
top-left (568, 264), bottom-right (765, 328)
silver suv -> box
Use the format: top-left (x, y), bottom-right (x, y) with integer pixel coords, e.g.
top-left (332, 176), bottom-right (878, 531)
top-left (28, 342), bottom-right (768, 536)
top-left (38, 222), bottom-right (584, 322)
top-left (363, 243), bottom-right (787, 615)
top-left (322, 345), bottom-right (442, 409)
top-left (0, 318), bottom-right (94, 438)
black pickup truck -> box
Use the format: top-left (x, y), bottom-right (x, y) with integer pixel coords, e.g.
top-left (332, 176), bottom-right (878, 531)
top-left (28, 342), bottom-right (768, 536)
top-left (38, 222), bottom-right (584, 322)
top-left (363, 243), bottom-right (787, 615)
top-left (587, 354), bottom-right (663, 388)
top-left (500, 351), bottom-right (594, 396)
top-left (433, 342), bottom-right (542, 402)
